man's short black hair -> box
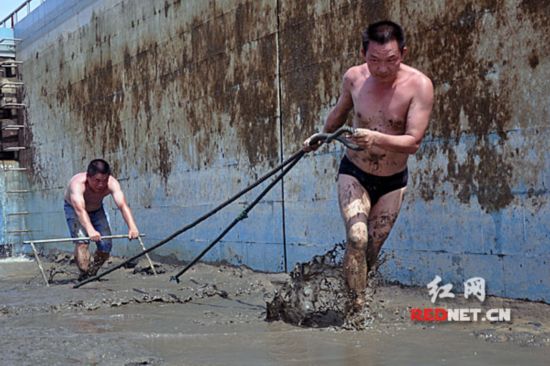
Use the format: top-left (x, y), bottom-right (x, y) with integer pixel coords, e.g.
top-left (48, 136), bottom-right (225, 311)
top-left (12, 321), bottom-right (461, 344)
top-left (87, 159), bottom-right (111, 176)
top-left (362, 20), bottom-right (406, 53)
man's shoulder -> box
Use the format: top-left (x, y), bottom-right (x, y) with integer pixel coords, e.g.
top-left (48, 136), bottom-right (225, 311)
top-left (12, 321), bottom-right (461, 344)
top-left (107, 175), bottom-right (121, 191)
top-left (341, 65), bottom-right (368, 90)
top-left (344, 64), bottom-right (367, 79)
top-left (69, 172), bottom-right (86, 185)
top-left (67, 173), bottom-right (86, 196)
top-left (400, 65), bottom-right (434, 105)
top-left (108, 175), bottom-right (120, 184)
top-left (401, 64), bottom-right (432, 85)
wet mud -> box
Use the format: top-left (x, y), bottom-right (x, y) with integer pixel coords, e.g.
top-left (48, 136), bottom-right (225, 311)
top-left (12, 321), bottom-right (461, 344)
top-left (266, 243), bottom-right (379, 329)
top-left (266, 243), bottom-right (350, 327)
top-left (1, 251), bottom-right (550, 365)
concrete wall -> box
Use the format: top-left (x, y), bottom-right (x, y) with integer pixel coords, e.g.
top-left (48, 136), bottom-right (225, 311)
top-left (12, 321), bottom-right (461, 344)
top-left (12, 0), bottom-right (550, 302)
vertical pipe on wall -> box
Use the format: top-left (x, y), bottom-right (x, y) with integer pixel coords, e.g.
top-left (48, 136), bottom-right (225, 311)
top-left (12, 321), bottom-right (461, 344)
top-left (275, 0), bottom-right (288, 272)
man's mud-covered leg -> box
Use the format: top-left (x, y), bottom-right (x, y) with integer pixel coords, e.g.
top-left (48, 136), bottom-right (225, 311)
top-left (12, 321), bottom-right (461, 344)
top-left (366, 187), bottom-right (406, 272)
top-left (88, 251), bottom-right (110, 276)
top-left (338, 174), bottom-right (371, 311)
top-left (344, 223), bottom-right (368, 311)
top-left (74, 242), bottom-right (91, 280)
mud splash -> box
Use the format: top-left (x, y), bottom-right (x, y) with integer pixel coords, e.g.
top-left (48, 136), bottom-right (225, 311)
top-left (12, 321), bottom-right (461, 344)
top-left (266, 243), bottom-right (380, 330)
top-left (266, 243), bottom-right (348, 327)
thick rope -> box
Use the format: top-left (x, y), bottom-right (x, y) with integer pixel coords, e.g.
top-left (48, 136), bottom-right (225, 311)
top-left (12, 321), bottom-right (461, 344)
top-left (170, 151), bottom-right (304, 283)
top-left (74, 151), bottom-right (304, 288)
top-left (74, 126), bottom-right (354, 288)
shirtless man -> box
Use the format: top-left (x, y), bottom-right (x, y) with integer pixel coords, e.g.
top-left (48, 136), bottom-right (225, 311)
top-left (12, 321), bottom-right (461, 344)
top-left (64, 159), bottom-right (139, 280)
top-left (304, 21), bottom-right (434, 311)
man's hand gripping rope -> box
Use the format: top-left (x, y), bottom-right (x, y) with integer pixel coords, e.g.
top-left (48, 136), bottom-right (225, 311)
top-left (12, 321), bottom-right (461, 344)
top-left (303, 126), bottom-right (364, 152)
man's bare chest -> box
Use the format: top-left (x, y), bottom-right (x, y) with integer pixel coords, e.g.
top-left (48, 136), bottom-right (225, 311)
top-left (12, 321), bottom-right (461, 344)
top-left (351, 85), bottom-right (412, 134)
top-left (83, 190), bottom-right (108, 206)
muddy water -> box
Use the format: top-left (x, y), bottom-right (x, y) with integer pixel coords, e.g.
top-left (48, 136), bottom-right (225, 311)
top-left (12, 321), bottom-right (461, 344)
top-left (1, 253), bottom-right (549, 366)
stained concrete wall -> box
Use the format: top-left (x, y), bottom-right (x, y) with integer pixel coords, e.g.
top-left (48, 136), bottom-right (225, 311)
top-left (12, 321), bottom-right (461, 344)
top-left (11, 0), bottom-right (550, 302)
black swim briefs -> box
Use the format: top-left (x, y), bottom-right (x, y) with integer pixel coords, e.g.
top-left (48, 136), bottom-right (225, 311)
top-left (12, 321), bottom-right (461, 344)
top-left (338, 155), bottom-right (408, 206)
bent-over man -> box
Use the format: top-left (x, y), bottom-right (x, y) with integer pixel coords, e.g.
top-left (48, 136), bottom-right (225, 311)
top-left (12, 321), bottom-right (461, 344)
top-left (64, 159), bottom-right (139, 280)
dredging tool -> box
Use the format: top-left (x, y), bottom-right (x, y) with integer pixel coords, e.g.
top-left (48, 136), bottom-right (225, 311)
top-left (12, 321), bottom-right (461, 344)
top-left (24, 235), bottom-right (154, 286)
top-left (74, 126), bottom-right (360, 288)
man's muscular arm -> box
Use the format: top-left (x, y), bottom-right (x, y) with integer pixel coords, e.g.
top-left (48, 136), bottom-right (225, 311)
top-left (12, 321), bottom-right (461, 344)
top-left (69, 184), bottom-right (101, 241)
top-left (303, 70), bottom-right (355, 151)
top-left (323, 71), bottom-right (354, 133)
top-left (109, 178), bottom-right (139, 239)
top-left (352, 75), bottom-right (434, 154)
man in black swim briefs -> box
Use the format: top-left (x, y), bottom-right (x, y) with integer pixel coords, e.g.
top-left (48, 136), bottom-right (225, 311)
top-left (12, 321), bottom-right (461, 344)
top-left (304, 21), bottom-right (434, 312)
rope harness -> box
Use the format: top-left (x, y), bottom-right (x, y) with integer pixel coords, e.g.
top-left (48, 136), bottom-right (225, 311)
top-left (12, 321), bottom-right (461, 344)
top-left (74, 126), bottom-right (360, 288)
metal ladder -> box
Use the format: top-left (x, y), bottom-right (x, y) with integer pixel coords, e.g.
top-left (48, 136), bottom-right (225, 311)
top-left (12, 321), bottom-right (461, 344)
top-left (1, 163), bottom-right (32, 255)
top-left (0, 52), bottom-right (31, 257)
top-left (0, 53), bottom-right (26, 158)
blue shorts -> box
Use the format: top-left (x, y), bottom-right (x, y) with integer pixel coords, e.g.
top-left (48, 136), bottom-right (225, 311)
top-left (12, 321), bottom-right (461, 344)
top-left (64, 201), bottom-right (112, 253)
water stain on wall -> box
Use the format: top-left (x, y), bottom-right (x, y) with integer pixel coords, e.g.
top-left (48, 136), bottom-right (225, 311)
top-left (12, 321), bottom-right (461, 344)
top-left (22, 0), bottom-right (550, 213)
top-left (181, 2), bottom-right (279, 168)
top-left (406, 1), bottom-right (544, 212)
top-left (30, 1), bottom-right (281, 189)
top-left (64, 58), bottom-right (125, 155)
top-left (279, 1), bottom-right (391, 151)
